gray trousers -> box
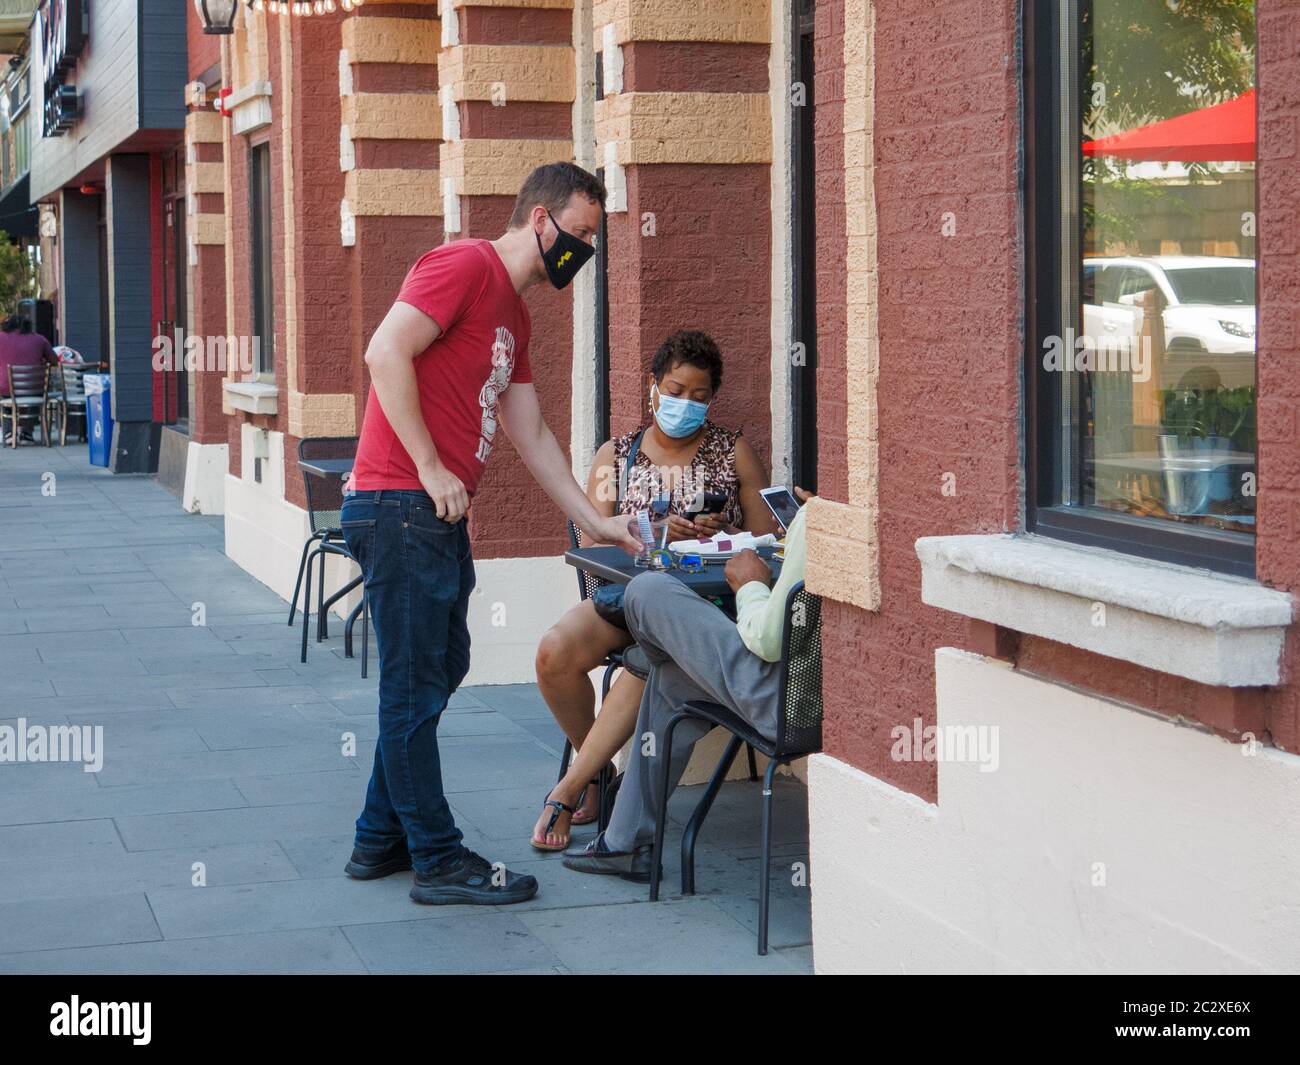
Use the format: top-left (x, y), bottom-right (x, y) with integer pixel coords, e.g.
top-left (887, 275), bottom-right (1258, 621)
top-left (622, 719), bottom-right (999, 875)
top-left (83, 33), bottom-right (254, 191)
top-left (604, 571), bottom-right (783, 851)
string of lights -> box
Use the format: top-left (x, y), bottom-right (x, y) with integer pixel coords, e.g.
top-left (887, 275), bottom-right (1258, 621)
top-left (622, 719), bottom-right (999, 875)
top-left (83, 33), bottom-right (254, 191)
top-left (196, 0), bottom-right (370, 35)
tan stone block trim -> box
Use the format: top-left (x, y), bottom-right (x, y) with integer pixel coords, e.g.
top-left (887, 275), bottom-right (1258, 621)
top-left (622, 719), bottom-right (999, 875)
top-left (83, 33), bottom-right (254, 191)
top-left (341, 15), bottom-right (440, 65)
top-left (186, 162), bottom-right (226, 195)
top-left (595, 92), bottom-right (770, 165)
top-left (438, 44), bottom-right (575, 103)
top-left (805, 498), bottom-right (880, 612)
top-left (805, 0), bottom-right (879, 614)
top-left (342, 93), bottom-right (442, 141)
top-left (440, 139), bottom-right (571, 196)
top-left (288, 391), bottom-right (358, 439)
top-left (186, 110), bottom-right (225, 144)
top-left (594, 0), bottom-right (770, 45)
top-left (192, 214), bottom-right (226, 246)
top-left (345, 169), bottom-right (443, 216)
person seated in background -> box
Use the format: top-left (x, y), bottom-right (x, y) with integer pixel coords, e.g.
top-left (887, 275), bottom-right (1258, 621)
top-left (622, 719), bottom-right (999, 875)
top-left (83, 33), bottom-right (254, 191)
top-left (0, 315), bottom-right (57, 444)
top-left (561, 487), bottom-right (813, 881)
top-left (530, 330), bottom-right (780, 851)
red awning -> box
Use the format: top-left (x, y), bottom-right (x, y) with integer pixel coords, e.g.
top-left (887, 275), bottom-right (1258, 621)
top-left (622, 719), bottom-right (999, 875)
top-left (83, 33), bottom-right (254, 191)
top-left (1082, 89), bottom-right (1256, 163)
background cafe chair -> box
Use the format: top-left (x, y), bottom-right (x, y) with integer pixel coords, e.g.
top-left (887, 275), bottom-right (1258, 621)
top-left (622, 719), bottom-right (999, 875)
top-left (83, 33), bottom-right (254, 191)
top-left (3, 364), bottom-right (51, 447)
top-left (58, 365), bottom-right (89, 444)
top-left (648, 580), bottom-right (823, 956)
top-left (293, 436), bottom-right (369, 678)
top-left (44, 365), bottom-right (65, 444)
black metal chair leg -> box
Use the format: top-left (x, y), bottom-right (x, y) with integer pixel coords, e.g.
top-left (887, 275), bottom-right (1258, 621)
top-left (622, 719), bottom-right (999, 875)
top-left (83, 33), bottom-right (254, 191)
top-left (316, 549), bottom-right (328, 642)
top-left (758, 757), bottom-right (780, 956)
top-left (681, 734), bottom-right (743, 896)
top-left (747, 744), bottom-right (759, 782)
top-left (360, 589), bottom-right (369, 679)
top-left (288, 532), bottom-right (324, 626)
top-left (649, 712), bottom-right (684, 903)
top-left (343, 591), bottom-right (364, 658)
top-left (300, 547), bottom-right (316, 664)
top-left (596, 763), bottom-right (613, 832)
top-left (557, 739), bottom-right (573, 784)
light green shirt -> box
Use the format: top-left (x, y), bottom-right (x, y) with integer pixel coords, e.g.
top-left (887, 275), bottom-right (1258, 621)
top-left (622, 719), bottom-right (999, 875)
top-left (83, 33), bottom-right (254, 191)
top-left (734, 505), bottom-right (807, 663)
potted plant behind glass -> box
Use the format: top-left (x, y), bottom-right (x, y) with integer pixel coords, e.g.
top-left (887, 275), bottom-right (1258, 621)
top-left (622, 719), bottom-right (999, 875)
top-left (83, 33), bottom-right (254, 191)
top-left (1157, 385), bottom-right (1256, 516)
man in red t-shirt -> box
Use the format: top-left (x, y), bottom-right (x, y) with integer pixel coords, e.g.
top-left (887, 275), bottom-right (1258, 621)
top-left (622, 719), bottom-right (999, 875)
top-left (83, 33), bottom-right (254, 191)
top-left (341, 162), bottom-right (639, 906)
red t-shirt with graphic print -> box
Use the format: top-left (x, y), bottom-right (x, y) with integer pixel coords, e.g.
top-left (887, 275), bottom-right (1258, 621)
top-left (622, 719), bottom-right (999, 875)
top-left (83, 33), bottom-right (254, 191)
top-left (351, 239), bottom-right (532, 496)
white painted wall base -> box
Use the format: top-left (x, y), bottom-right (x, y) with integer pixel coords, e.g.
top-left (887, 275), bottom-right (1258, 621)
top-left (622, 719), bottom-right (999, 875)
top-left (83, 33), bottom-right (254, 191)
top-left (182, 441), bottom-right (229, 515)
top-left (809, 648), bottom-right (1300, 974)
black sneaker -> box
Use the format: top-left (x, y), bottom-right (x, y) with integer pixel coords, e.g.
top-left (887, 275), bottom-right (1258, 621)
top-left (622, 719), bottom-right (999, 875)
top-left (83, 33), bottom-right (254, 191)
top-left (562, 831), bottom-right (656, 883)
top-left (409, 848), bottom-right (539, 906)
top-left (344, 839), bottom-right (412, 880)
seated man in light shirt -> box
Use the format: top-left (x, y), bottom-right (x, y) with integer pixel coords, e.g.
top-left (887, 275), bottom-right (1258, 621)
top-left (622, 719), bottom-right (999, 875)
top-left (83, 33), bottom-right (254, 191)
top-left (563, 487), bottom-right (813, 881)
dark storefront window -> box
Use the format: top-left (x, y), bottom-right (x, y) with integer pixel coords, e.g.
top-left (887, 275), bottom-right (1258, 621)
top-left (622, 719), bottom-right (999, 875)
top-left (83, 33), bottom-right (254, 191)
top-left (791, 0), bottom-right (818, 493)
top-left (249, 141), bottom-right (274, 378)
top-left (1027, 0), bottom-right (1257, 576)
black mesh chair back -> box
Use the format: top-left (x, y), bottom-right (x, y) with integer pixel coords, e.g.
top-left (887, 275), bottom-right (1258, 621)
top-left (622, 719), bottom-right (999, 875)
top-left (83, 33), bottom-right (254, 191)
top-left (773, 582), bottom-right (823, 757)
top-left (567, 519), bottom-right (610, 602)
top-left (298, 436), bottom-right (358, 535)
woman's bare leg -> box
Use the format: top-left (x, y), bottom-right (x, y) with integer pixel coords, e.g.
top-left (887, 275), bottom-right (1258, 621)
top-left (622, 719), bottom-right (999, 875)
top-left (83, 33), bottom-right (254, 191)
top-left (535, 599), bottom-right (631, 751)
top-left (532, 670), bottom-right (646, 849)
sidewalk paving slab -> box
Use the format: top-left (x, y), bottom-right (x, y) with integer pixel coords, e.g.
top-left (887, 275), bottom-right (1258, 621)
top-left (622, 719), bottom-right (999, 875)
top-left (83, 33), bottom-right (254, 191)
top-left (0, 446), bottom-right (812, 975)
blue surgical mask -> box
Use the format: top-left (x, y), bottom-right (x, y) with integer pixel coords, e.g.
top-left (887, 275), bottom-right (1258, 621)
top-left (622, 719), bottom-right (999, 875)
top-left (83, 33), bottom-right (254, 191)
top-left (651, 384), bottom-right (709, 438)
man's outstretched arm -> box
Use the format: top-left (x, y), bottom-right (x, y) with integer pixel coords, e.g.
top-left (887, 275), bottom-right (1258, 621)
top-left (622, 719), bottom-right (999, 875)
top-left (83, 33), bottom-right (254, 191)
top-left (498, 382), bottom-right (641, 553)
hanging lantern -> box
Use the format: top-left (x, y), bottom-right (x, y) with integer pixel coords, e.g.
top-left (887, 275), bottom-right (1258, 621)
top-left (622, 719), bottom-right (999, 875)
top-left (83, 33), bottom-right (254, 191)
top-left (195, 0), bottom-right (240, 34)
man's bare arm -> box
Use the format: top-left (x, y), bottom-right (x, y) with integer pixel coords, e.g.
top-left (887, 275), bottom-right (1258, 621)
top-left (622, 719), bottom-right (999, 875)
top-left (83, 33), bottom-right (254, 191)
top-left (364, 302), bottom-right (469, 521)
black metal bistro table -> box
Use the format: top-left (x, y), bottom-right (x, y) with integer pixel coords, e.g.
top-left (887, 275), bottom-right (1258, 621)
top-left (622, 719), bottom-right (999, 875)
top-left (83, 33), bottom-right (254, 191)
top-left (564, 544), bottom-right (783, 606)
top-left (298, 456), bottom-right (355, 479)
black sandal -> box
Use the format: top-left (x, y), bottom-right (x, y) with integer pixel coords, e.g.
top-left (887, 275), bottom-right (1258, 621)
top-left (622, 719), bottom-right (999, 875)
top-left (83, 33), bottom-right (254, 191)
top-left (531, 797), bottom-right (577, 852)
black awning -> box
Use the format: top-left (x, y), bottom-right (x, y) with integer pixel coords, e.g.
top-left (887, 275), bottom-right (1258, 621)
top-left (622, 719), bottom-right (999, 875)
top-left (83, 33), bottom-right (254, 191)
top-left (0, 172), bottom-right (38, 238)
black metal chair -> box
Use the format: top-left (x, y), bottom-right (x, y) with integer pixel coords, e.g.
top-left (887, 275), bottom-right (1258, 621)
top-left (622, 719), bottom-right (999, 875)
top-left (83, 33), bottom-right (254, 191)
top-left (294, 437), bottom-right (369, 677)
top-left (648, 580), bottom-right (823, 955)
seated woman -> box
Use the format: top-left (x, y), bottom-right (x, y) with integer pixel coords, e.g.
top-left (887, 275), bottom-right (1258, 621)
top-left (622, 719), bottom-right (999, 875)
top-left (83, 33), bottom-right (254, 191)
top-left (531, 329), bottom-right (779, 850)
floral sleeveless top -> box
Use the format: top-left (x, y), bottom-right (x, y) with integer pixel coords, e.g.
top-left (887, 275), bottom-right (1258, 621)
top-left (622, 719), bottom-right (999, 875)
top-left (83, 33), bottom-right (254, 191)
top-left (610, 421), bottom-right (745, 530)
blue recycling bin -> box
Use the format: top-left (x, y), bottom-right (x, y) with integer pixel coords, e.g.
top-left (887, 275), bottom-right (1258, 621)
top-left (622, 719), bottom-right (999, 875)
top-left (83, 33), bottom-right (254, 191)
top-left (84, 373), bottom-right (113, 467)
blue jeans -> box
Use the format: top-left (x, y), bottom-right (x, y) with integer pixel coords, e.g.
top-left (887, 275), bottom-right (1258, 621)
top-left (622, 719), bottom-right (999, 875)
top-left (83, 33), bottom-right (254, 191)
top-left (341, 489), bottom-right (474, 873)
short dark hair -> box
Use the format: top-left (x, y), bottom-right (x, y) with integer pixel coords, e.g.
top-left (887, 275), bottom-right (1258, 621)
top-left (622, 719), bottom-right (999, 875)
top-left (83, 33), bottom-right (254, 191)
top-left (509, 162), bottom-right (606, 229)
top-left (651, 330), bottom-right (724, 394)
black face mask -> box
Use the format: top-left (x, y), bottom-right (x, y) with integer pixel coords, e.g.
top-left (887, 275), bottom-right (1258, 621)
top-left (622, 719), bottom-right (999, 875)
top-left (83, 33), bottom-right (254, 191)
top-left (536, 210), bottom-right (596, 290)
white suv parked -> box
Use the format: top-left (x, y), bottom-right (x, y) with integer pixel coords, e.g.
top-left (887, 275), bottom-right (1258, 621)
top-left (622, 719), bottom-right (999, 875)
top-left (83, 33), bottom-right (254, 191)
top-left (1083, 255), bottom-right (1256, 356)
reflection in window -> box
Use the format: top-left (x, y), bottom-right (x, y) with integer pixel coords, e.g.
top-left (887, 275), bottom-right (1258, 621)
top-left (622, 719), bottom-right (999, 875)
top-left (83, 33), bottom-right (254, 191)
top-left (1077, 0), bottom-right (1256, 534)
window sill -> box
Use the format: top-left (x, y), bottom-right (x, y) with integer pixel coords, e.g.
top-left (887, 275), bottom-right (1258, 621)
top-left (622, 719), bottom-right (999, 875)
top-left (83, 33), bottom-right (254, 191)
top-left (915, 534), bottom-right (1292, 687)
top-left (223, 380), bottom-right (278, 416)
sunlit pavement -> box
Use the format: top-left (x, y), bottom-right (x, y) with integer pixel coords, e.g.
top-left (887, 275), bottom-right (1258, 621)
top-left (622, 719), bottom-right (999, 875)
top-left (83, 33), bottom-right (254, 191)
top-left (0, 445), bottom-right (812, 974)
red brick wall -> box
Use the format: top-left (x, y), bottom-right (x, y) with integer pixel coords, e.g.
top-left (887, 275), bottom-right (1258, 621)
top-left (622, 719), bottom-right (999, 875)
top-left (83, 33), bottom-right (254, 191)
top-left (607, 42), bottom-right (774, 467)
top-left (818, 0), bottom-right (1300, 802)
top-left (607, 164), bottom-right (773, 462)
top-left (814, 0), bottom-right (848, 502)
top-left (1254, 1), bottom-right (1300, 752)
top-left (448, 7), bottom-right (575, 561)
top-left (282, 13), bottom-right (351, 512)
top-left (818, 0), bottom-right (1023, 802)
top-left (188, 6), bottom-right (221, 78)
